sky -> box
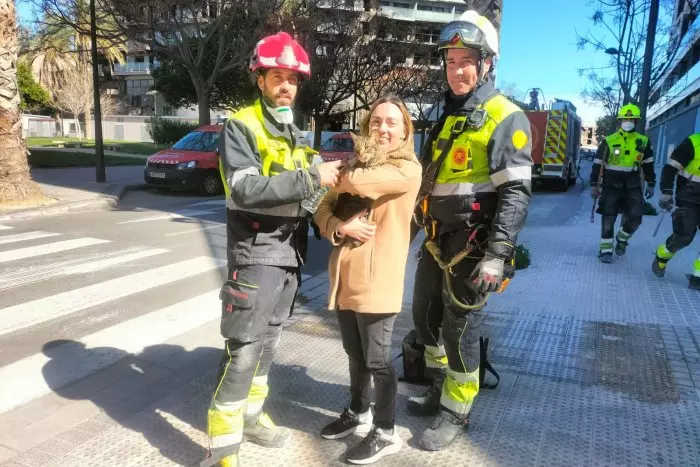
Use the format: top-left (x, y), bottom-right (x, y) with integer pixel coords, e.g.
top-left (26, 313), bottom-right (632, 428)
top-left (15, 0), bottom-right (612, 125)
top-left (497, 0), bottom-right (612, 125)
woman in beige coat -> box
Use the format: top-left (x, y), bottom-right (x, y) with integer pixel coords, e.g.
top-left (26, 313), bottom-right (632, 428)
top-left (313, 95), bottom-right (422, 465)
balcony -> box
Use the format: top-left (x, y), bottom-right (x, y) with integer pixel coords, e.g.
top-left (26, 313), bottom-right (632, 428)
top-left (113, 62), bottom-right (156, 75)
top-left (414, 9), bottom-right (457, 23)
top-left (378, 6), bottom-right (457, 23)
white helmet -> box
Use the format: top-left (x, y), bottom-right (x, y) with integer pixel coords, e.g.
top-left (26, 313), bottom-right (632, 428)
top-left (438, 10), bottom-right (499, 58)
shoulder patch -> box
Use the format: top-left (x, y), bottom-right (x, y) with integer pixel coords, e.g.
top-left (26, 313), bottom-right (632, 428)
top-left (512, 130), bottom-right (528, 150)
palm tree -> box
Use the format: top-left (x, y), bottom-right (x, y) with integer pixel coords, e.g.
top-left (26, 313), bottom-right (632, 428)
top-left (22, 0), bottom-right (127, 136)
top-left (0, 0), bottom-right (45, 207)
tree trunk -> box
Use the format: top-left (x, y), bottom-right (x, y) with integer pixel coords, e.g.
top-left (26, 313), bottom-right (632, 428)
top-left (197, 89), bottom-right (211, 126)
top-left (0, 0), bottom-right (45, 208)
top-left (313, 115), bottom-right (325, 149)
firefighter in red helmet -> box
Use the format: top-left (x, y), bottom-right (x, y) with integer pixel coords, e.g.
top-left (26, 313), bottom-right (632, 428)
top-left (203, 32), bottom-right (343, 467)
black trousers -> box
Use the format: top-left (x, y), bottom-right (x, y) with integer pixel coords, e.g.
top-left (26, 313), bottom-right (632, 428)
top-left (599, 186), bottom-right (644, 243)
top-left (337, 310), bottom-right (397, 430)
top-left (207, 264), bottom-right (298, 460)
top-left (411, 231), bottom-right (487, 417)
top-left (664, 201), bottom-right (700, 253)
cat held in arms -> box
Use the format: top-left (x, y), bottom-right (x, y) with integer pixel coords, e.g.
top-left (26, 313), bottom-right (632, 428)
top-left (332, 132), bottom-right (414, 247)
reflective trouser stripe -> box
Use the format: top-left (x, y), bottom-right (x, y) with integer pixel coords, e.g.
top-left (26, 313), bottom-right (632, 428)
top-left (424, 344), bottom-right (448, 369)
top-left (657, 243), bottom-right (675, 260)
top-left (440, 367), bottom-right (480, 416)
top-left (247, 373), bottom-right (269, 416)
top-left (694, 258), bottom-right (700, 277)
top-left (600, 238), bottom-right (614, 253)
top-left (617, 229), bottom-right (632, 243)
top-left (208, 403), bottom-right (245, 448)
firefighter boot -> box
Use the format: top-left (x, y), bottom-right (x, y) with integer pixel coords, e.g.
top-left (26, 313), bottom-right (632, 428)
top-left (598, 252), bottom-right (613, 264)
top-left (418, 409), bottom-right (468, 451)
top-left (615, 240), bottom-right (628, 256)
top-left (652, 256), bottom-right (666, 277)
top-left (407, 369), bottom-right (445, 417)
top-left (690, 275), bottom-right (700, 291)
top-left (243, 412), bottom-right (290, 448)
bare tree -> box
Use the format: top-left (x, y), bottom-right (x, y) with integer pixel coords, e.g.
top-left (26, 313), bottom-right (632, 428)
top-left (33, 0), bottom-right (278, 125)
top-left (99, 94), bottom-right (119, 116)
top-left (0, 0), bottom-right (45, 207)
top-left (54, 63), bottom-right (92, 139)
top-left (499, 80), bottom-right (523, 101)
top-left (464, 0), bottom-right (502, 33)
top-left (403, 66), bottom-right (444, 150)
top-left (576, 0), bottom-right (683, 109)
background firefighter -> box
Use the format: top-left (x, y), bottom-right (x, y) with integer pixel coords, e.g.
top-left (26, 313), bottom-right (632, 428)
top-left (204, 32), bottom-right (342, 467)
top-left (652, 133), bottom-right (700, 290)
top-left (408, 10), bottom-right (533, 451)
top-left (590, 103), bottom-right (656, 264)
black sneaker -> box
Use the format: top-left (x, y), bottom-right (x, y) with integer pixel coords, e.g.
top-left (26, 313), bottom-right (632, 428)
top-left (346, 426), bottom-right (402, 465)
top-left (320, 408), bottom-right (372, 440)
top-left (599, 252), bottom-right (613, 263)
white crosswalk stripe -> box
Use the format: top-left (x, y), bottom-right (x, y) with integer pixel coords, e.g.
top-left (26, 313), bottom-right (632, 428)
top-left (0, 231), bottom-right (56, 245)
top-left (0, 246), bottom-right (169, 291)
top-left (0, 255), bottom-right (224, 336)
top-left (0, 237), bottom-right (110, 263)
top-left (0, 225), bottom-right (12, 230)
top-left (0, 289), bottom-right (221, 414)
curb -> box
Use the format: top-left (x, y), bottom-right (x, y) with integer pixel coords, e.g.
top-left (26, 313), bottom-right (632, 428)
top-left (0, 182), bottom-right (147, 222)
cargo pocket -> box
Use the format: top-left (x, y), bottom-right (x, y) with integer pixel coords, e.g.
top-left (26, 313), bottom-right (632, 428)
top-left (219, 279), bottom-right (262, 343)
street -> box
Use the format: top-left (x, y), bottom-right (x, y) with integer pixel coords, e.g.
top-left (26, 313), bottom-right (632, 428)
top-left (0, 167), bottom-right (699, 466)
top-left (0, 188), bottom-right (331, 415)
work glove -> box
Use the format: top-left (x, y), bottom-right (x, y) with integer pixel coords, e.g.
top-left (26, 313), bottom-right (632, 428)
top-left (659, 194), bottom-right (673, 212)
top-left (590, 185), bottom-right (600, 199)
top-left (644, 184), bottom-right (654, 200)
top-left (469, 253), bottom-right (505, 295)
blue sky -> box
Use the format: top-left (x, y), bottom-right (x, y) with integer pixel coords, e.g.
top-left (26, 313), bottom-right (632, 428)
top-left (497, 0), bottom-right (613, 125)
top-left (15, 0), bottom-right (611, 124)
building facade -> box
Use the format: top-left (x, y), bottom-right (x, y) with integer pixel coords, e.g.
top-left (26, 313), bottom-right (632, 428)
top-left (647, 0), bottom-right (700, 164)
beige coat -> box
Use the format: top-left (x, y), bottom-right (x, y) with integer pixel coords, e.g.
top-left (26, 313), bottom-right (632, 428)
top-left (314, 155), bottom-right (422, 314)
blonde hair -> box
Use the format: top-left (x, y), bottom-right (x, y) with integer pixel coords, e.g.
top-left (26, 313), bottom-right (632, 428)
top-left (360, 94), bottom-right (414, 149)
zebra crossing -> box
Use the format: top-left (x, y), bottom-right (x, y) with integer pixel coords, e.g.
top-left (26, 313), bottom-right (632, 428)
top-left (0, 224), bottom-right (228, 414)
top-left (0, 220), bottom-right (316, 416)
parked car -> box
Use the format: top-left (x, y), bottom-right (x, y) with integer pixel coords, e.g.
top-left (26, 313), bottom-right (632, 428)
top-left (144, 125), bottom-right (223, 196)
top-left (318, 132), bottom-right (355, 162)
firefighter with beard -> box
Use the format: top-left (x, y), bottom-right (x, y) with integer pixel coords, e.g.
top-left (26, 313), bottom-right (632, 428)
top-left (203, 32), bottom-right (343, 467)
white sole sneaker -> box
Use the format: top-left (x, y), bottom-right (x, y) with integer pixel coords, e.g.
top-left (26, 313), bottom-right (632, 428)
top-left (347, 434), bottom-right (402, 465)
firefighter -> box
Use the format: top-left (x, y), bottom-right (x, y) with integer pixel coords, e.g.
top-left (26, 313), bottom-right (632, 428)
top-left (408, 10), bottom-right (533, 451)
top-left (205, 32), bottom-right (343, 467)
top-left (590, 103), bottom-right (656, 263)
top-left (652, 133), bottom-right (700, 290)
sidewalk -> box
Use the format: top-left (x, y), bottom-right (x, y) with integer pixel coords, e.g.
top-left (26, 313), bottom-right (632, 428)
top-left (0, 166), bottom-right (146, 222)
top-left (28, 147), bottom-right (150, 159)
top-left (1, 170), bottom-right (699, 466)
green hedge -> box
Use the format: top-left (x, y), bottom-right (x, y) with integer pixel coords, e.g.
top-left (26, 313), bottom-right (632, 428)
top-left (147, 117), bottom-right (198, 145)
top-left (514, 244), bottom-right (531, 270)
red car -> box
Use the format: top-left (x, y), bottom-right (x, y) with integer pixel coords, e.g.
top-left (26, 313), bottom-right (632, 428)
top-left (318, 132), bottom-right (355, 162)
top-left (144, 125), bottom-right (223, 196)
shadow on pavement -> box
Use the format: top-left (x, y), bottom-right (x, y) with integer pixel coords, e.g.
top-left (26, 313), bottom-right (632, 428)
top-left (41, 339), bottom-right (218, 465)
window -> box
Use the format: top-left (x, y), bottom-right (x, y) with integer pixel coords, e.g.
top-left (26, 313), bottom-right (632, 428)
top-left (320, 136), bottom-right (352, 151)
top-left (417, 5), bottom-right (444, 12)
top-left (172, 131), bottom-right (221, 151)
top-left (415, 26), bottom-right (440, 43)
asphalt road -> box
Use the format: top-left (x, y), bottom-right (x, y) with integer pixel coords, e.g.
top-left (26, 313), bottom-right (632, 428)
top-left (0, 187), bottom-right (331, 414)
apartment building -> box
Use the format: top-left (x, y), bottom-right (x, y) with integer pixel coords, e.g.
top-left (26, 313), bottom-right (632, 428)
top-left (647, 0), bottom-right (700, 164)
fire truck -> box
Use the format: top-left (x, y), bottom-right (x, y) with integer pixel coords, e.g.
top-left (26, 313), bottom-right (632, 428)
top-left (523, 98), bottom-right (582, 191)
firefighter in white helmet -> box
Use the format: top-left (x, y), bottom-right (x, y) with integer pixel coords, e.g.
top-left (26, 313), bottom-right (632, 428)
top-left (203, 32), bottom-right (343, 467)
top-left (408, 10), bottom-right (533, 450)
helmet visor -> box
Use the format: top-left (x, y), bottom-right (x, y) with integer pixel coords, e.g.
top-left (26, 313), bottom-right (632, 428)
top-left (438, 21), bottom-right (486, 51)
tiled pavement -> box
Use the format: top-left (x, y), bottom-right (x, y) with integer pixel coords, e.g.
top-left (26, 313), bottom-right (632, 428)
top-left (2, 165), bottom-right (700, 466)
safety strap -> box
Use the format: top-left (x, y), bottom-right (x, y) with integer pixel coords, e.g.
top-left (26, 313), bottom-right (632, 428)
top-left (479, 337), bottom-right (500, 389)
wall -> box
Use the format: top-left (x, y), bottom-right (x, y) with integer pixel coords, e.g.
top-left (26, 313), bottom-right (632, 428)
top-left (647, 103), bottom-right (700, 165)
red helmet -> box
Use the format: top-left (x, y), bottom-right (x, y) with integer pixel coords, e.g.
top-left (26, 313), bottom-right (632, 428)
top-left (249, 32), bottom-right (311, 78)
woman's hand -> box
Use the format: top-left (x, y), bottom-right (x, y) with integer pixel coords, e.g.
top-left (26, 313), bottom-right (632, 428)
top-left (337, 210), bottom-right (376, 243)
